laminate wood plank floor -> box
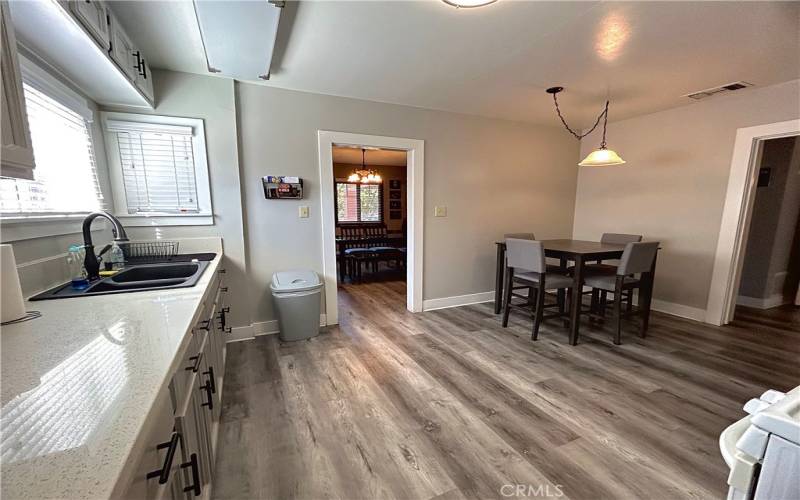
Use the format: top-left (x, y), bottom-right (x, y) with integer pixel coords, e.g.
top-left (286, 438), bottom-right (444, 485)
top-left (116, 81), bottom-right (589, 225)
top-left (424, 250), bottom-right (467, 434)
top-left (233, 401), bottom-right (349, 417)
top-left (213, 281), bottom-right (799, 500)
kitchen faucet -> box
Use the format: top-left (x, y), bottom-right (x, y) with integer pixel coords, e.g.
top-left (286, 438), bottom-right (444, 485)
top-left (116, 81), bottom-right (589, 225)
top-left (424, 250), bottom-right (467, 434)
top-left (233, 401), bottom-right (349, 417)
top-left (82, 211), bottom-right (129, 280)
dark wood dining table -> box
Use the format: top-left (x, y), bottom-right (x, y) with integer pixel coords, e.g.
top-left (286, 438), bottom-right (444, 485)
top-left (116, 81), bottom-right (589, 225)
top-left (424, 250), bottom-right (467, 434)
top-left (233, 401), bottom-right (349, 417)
top-left (494, 239), bottom-right (658, 345)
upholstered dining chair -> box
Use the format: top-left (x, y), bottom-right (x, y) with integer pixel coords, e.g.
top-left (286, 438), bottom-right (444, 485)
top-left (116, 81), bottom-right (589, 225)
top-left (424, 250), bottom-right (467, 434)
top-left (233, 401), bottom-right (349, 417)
top-left (579, 233), bottom-right (643, 313)
top-left (584, 241), bottom-right (660, 345)
top-left (502, 238), bottom-right (576, 340)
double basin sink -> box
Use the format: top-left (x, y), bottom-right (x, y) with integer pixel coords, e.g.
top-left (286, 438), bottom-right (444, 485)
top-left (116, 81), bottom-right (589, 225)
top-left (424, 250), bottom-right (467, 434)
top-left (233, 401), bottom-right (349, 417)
top-left (30, 260), bottom-right (211, 301)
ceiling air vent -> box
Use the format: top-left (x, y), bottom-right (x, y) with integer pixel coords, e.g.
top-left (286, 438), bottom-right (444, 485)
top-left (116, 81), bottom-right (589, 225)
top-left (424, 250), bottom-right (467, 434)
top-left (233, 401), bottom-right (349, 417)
top-left (684, 81), bottom-right (753, 100)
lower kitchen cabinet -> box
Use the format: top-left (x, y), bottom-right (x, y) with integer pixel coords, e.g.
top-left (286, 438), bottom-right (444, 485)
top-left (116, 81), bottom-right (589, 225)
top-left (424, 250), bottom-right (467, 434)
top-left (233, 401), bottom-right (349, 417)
top-left (123, 270), bottom-right (228, 499)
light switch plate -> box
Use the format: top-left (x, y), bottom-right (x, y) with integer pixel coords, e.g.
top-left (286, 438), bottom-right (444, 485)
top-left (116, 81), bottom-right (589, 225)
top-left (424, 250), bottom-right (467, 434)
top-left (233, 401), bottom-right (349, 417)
top-left (434, 206), bottom-right (447, 217)
top-left (299, 206), bottom-right (309, 218)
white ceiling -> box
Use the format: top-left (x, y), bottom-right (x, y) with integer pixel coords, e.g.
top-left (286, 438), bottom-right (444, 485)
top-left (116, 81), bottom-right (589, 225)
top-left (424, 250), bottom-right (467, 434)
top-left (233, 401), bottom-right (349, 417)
top-left (111, 1), bottom-right (800, 126)
top-left (332, 146), bottom-right (407, 166)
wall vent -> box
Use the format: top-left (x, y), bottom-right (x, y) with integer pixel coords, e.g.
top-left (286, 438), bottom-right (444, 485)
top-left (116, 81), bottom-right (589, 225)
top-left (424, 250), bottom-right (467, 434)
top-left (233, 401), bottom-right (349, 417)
top-left (684, 81), bottom-right (753, 100)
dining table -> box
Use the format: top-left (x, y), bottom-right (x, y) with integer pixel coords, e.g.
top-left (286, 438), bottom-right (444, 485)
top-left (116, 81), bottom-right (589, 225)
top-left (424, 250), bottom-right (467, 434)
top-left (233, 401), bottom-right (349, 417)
top-left (493, 239), bottom-right (658, 345)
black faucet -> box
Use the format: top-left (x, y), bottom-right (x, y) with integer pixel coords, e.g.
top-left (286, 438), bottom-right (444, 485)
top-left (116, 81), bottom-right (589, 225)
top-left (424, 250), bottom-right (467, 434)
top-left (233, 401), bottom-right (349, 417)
top-left (82, 211), bottom-right (129, 280)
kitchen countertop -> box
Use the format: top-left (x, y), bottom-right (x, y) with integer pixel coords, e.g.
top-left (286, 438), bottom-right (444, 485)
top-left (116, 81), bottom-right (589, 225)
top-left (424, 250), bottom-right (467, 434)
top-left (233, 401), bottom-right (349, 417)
top-left (0, 254), bottom-right (222, 499)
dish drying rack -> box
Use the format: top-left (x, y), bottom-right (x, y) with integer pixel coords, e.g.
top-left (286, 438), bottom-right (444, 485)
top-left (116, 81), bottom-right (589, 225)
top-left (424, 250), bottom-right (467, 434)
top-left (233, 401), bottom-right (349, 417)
top-left (120, 241), bottom-right (179, 263)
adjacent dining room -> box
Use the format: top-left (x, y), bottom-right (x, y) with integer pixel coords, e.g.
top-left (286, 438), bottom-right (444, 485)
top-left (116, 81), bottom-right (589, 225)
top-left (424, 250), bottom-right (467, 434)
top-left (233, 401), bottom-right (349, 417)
top-left (332, 146), bottom-right (407, 292)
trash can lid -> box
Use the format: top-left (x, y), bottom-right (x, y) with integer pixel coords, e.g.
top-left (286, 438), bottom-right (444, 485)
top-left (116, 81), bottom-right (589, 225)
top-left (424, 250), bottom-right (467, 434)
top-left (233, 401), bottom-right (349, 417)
top-left (271, 269), bottom-right (322, 293)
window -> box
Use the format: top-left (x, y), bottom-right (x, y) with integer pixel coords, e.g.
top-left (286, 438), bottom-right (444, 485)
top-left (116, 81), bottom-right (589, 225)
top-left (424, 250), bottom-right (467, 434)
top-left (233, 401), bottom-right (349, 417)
top-left (335, 182), bottom-right (383, 223)
top-left (0, 66), bottom-right (102, 216)
top-left (102, 112), bottom-right (212, 225)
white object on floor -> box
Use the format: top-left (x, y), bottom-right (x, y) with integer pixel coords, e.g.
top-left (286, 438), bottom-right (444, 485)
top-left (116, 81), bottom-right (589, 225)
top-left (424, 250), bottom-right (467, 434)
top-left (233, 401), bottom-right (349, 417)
top-left (1, 244), bottom-right (26, 324)
top-left (720, 386), bottom-right (800, 500)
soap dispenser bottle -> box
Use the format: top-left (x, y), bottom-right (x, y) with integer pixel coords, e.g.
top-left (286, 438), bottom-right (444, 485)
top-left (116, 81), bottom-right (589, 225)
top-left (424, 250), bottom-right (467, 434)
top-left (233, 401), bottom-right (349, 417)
top-left (109, 242), bottom-right (125, 270)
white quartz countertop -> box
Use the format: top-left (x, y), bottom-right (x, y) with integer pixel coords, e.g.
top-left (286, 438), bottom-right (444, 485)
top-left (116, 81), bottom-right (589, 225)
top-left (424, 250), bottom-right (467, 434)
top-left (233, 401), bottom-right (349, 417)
top-left (0, 254), bottom-right (222, 499)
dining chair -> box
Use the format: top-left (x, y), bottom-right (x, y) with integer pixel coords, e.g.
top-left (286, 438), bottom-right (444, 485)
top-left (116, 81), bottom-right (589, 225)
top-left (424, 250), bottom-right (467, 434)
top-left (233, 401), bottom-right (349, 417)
top-left (502, 238), bottom-right (576, 340)
top-left (584, 241), bottom-right (660, 344)
top-left (580, 233), bottom-right (643, 313)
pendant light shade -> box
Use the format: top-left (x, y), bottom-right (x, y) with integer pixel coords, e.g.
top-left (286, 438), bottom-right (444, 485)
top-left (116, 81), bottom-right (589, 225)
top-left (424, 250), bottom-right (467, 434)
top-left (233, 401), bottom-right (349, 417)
top-left (546, 86), bottom-right (625, 167)
top-left (578, 148), bottom-right (626, 167)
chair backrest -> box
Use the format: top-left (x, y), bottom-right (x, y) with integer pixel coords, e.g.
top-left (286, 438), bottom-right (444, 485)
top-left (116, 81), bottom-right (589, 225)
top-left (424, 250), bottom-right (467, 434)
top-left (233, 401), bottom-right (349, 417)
top-left (505, 238), bottom-right (546, 274)
top-left (601, 233), bottom-right (643, 245)
top-left (340, 226), bottom-right (363, 238)
top-left (618, 241), bottom-right (659, 275)
top-left (503, 232), bottom-right (536, 240)
top-left (364, 225), bottom-right (387, 237)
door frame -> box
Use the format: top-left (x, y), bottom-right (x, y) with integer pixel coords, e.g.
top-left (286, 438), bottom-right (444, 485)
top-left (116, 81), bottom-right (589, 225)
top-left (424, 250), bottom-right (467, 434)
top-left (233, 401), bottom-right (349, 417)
top-left (705, 119), bottom-right (800, 325)
top-left (317, 130), bottom-right (424, 325)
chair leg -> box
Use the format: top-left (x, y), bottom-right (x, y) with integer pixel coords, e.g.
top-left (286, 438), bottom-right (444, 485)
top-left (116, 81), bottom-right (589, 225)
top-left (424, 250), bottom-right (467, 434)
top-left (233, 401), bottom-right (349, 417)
top-left (502, 268), bottom-right (514, 327)
top-left (532, 282), bottom-right (546, 340)
top-left (600, 291), bottom-right (608, 317)
top-left (626, 290), bottom-right (633, 313)
top-left (613, 279), bottom-right (624, 345)
top-left (557, 289), bottom-right (565, 315)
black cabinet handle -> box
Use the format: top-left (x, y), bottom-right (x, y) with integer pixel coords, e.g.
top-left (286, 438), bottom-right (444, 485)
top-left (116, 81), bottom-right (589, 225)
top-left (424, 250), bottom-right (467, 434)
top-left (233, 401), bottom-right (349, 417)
top-left (203, 366), bottom-right (216, 394)
top-left (224, 327), bottom-right (232, 334)
top-left (197, 319), bottom-right (211, 331)
top-left (140, 57), bottom-right (147, 79)
top-left (146, 432), bottom-right (180, 484)
top-left (181, 453), bottom-right (202, 497)
top-left (218, 268), bottom-right (227, 274)
top-left (185, 353), bottom-right (202, 373)
top-left (220, 287), bottom-right (229, 292)
top-left (201, 381), bottom-right (214, 410)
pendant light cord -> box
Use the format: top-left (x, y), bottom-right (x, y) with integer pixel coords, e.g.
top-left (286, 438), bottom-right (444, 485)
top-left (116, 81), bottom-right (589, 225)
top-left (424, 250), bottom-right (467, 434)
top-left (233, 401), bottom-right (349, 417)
top-left (551, 93), bottom-right (610, 145)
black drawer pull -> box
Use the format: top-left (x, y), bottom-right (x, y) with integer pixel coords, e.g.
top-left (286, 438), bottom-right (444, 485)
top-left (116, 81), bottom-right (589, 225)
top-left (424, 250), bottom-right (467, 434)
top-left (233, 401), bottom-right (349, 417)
top-left (224, 327), bottom-right (232, 334)
top-left (218, 268), bottom-right (227, 274)
top-left (201, 380), bottom-right (214, 410)
top-left (220, 286), bottom-right (229, 292)
top-left (197, 319), bottom-right (211, 331)
top-left (181, 453), bottom-right (202, 496)
top-left (221, 306), bottom-right (230, 313)
top-left (203, 366), bottom-right (216, 394)
top-left (146, 432), bottom-right (180, 484)
top-left (185, 353), bottom-right (201, 373)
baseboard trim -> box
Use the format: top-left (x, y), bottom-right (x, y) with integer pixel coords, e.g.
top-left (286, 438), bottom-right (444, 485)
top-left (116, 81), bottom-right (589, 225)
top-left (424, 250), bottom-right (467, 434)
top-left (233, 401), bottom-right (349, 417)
top-left (422, 291), bottom-right (495, 312)
top-left (736, 294), bottom-right (789, 310)
top-left (421, 289), bottom-right (708, 323)
top-left (226, 315), bottom-right (328, 343)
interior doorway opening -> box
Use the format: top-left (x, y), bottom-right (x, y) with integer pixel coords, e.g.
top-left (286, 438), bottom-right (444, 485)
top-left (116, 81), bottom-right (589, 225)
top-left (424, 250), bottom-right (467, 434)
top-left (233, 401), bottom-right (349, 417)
top-left (318, 131), bottom-right (424, 326)
top-left (332, 145), bottom-right (408, 286)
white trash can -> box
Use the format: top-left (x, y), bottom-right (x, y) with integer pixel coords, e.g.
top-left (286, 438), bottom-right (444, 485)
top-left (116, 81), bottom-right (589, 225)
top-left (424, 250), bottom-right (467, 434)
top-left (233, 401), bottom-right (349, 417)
top-left (270, 270), bottom-right (323, 341)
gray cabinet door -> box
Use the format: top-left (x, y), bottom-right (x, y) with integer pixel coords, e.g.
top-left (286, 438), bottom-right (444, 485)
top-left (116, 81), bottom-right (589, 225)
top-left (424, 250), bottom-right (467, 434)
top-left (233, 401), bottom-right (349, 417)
top-left (0, 2), bottom-right (35, 179)
top-left (67, 0), bottom-right (110, 50)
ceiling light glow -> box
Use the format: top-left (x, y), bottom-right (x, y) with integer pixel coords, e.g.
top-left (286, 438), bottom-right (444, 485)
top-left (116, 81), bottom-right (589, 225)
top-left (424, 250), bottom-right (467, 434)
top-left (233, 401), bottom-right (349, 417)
top-left (595, 13), bottom-right (630, 62)
top-left (442, 0), bottom-right (498, 8)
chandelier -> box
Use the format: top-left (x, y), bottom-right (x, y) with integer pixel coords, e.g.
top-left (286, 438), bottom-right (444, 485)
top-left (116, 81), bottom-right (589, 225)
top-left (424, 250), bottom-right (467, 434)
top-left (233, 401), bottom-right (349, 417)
top-left (347, 149), bottom-right (382, 183)
top-left (546, 86), bottom-right (625, 167)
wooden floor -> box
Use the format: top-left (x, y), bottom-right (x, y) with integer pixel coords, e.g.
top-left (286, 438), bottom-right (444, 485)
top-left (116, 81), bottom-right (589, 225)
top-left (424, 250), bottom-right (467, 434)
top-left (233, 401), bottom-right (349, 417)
top-left (212, 281), bottom-right (799, 500)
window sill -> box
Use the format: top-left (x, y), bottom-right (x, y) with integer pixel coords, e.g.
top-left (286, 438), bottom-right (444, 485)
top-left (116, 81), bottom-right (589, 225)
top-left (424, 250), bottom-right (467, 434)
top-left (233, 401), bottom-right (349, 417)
top-left (0, 213), bottom-right (106, 242)
top-left (114, 214), bottom-right (214, 227)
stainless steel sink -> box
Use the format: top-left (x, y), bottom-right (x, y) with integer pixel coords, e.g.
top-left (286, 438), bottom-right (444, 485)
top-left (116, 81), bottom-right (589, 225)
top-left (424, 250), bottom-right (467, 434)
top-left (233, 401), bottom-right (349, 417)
top-left (30, 261), bottom-right (211, 300)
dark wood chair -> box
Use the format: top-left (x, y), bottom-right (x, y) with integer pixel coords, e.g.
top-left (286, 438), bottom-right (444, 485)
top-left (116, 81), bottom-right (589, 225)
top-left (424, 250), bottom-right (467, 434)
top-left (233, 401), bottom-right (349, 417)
top-left (585, 241), bottom-right (659, 344)
top-left (502, 238), bottom-right (576, 340)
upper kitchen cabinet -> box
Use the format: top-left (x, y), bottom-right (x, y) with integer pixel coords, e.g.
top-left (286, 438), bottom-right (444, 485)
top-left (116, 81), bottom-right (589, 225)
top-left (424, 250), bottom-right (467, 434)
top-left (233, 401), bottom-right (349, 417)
top-left (68, 0), bottom-right (109, 51)
top-left (0, 1), bottom-right (35, 180)
top-left (6, 0), bottom-right (154, 109)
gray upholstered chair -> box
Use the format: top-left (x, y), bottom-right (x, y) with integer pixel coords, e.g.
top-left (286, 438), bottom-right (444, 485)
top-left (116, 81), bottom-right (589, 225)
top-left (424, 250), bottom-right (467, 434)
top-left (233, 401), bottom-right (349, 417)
top-left (584, 241), bottom-right (659, 344)
top-left (503, 232), bottom-right (536, 240)
top-left (581, 233), bottom-right (643, 312)
top-left (503, 238), bottom-right (575, 340)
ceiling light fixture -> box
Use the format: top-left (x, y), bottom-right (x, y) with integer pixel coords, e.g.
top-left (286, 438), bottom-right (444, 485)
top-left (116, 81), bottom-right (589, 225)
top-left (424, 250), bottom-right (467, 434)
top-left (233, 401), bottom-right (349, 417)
top-left (546, 86), bottom-right (625, 167)
top-left (348, 149), bottom-right (382, 184)
top-left (442, 0), bottom-right (498, 8)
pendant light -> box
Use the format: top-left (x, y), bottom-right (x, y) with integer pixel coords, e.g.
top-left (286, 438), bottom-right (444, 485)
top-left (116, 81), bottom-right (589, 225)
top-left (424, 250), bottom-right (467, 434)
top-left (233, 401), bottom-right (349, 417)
top-left (442, 0), bottom-right (497, 8)
top-left (546, 86), bottom-right (625, 167)
top-left (347, 149), bottom-right (382, 183)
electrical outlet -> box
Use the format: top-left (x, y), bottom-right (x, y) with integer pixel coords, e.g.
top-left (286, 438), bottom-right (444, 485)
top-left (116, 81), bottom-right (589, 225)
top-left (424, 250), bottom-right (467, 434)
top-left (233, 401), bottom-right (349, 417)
top-left (434, 206), bottom-right (447, 217)
top-left (299, 206), bottom-right (309, 218)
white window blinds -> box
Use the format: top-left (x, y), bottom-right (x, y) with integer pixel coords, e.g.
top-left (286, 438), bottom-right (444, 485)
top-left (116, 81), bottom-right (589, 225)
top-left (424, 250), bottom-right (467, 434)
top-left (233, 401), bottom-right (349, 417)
top-left (0, 83), bottom-right (102, 214)
top-left (106, 120), bottom-right (200, 214)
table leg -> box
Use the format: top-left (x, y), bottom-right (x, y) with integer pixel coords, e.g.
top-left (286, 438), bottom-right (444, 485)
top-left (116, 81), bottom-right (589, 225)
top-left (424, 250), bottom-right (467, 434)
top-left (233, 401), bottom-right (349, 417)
top-left (640, 251), bottom-right (659, 337)
top-left (569, 255), bottom-right (584, 345)
top-left (557, 256), bottom-right (567, 316)
top-left (494, 244), bottom-right (505, 314)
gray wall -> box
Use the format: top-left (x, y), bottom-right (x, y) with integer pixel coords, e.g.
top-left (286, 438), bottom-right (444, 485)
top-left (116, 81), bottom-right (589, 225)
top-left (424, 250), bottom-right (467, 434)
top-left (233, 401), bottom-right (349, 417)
top-left (739, 137), bottom-right (800, 300)
top-left (103, 70), bottom-right (251, 328)
top-left (573, 79), bottom-right (800, 314)
top-left (236, 82), bottom-right (579, 324)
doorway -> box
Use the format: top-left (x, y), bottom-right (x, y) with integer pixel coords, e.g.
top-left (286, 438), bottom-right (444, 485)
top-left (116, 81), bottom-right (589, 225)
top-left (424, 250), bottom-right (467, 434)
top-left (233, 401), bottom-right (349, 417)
top-left (318, 131), bottom-right (424, 325)
top-left (707, 119), bottom-right (800, 325)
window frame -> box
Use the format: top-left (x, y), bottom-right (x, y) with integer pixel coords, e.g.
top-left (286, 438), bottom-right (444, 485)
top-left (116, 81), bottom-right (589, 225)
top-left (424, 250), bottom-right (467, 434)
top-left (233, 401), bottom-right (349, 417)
top-left (334, 180), bottom-right (384, 224)
top-left (101, 111), bottom-right (213, 227)
top-left (0, 55), bottom-right (108, 241)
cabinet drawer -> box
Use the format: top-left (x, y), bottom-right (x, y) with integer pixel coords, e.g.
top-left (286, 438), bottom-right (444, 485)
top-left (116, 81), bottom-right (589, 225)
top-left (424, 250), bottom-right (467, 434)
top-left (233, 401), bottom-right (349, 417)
top-left (170, 327), bottom-right (207, 416)
top-left (123, 389), bottom-right (183, 500)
